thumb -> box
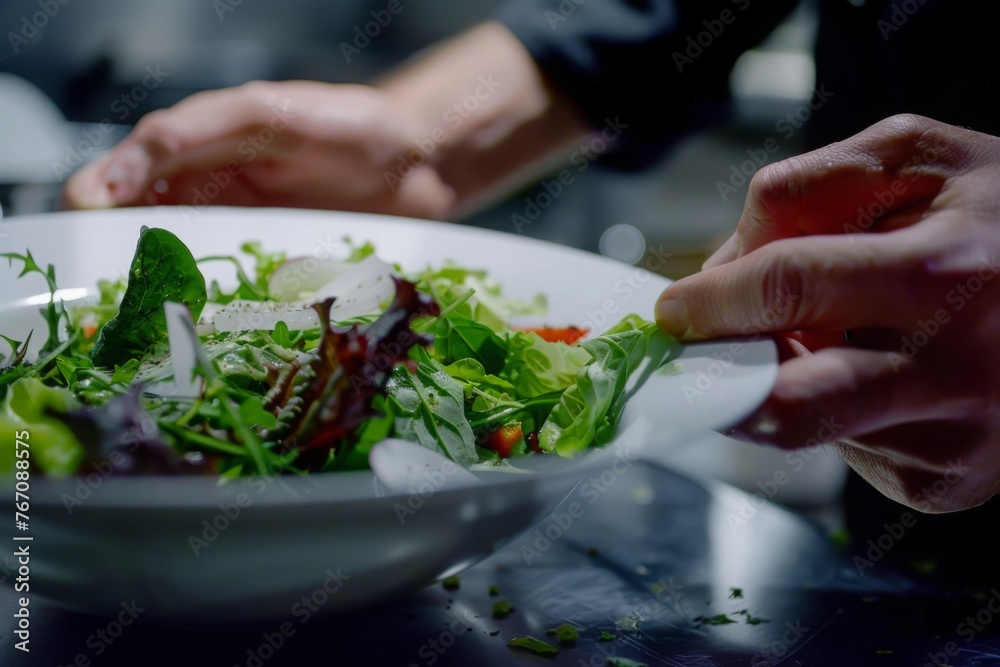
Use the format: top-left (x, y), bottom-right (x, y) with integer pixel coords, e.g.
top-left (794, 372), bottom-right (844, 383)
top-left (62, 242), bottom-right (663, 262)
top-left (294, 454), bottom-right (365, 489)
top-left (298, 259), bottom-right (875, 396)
top-left (655, 233), bottom-right (926, 340)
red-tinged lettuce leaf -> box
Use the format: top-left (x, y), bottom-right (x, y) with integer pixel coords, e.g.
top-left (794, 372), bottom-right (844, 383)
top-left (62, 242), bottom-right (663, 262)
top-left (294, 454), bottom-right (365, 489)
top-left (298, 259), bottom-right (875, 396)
top-left (272, 277), bottom-right (438, 470)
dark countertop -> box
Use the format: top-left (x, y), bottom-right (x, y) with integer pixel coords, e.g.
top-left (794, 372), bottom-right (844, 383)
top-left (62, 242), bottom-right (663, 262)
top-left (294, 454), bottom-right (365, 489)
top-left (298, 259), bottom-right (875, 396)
top-left (3, 460), bottom-right (1000, 667)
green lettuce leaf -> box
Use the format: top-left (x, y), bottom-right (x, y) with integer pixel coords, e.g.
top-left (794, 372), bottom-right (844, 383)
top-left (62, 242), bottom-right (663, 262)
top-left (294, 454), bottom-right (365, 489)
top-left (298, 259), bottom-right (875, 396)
top-left (91, 227), bottom-right (207, 367)
top-left (0, 378), bottom-right (83, 477)
top-left (538, 315), bottom-right (678, 456)
top-left (385, 356), bottom-right (477, 465)
top-left (500, 331), bottom-right (592, 398)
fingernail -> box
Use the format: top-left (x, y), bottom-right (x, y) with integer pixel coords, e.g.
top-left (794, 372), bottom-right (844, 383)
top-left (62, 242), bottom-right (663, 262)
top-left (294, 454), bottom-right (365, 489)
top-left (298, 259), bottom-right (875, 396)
top-left (655, 297), bottom-right (690, 339)
top-left (104, 146), bottom-right (152, 204)
top-left (702, 234), bottom-right (741, 270)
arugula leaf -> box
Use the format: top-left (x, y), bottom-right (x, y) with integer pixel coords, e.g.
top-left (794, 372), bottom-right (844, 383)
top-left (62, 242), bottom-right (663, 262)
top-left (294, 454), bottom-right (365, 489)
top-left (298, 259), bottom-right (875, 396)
top-left (240, 241), bottom-right (286, 295)
top-left (415, 263), bottom-right (545, 332)
top-left (1, 250), bottom-right (69, 354)
top-left (386, 355), bottom-right (477, 466)
top-left (91, 227), bottom-right (207, 368)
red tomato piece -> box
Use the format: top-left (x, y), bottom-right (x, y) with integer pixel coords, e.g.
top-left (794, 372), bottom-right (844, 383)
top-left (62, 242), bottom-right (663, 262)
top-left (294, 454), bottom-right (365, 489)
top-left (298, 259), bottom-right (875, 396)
top-left (518, 327), bottom-right (589, 345)
top-left (486, 423), bottom-right (523, 458)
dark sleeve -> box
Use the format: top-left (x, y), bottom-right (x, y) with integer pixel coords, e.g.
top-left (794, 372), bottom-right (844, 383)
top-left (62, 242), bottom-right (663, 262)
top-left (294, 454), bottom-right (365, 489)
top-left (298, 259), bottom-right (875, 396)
top-left (496, 0), bottom-right (800, 168)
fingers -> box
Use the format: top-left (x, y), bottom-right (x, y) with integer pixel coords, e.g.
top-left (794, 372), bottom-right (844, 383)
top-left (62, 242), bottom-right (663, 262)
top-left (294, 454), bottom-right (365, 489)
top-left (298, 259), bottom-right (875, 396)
top-left (835, 431), bottom-right (994, 513)
top-left (730, 345), bottom-right (970, 454)
top-left (656, 231), bottom-right (931, 340)
top-left (703, 114), bottom-right (959, 270)
top-left (64, 83), bottom-right (301, 209)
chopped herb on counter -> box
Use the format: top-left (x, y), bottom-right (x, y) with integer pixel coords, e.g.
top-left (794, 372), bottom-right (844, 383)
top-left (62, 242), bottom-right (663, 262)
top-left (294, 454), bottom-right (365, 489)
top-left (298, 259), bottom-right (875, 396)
top-left (492, 600), bottom-right (515, 619)
top-left (508, 636), bottom-right (558, 655)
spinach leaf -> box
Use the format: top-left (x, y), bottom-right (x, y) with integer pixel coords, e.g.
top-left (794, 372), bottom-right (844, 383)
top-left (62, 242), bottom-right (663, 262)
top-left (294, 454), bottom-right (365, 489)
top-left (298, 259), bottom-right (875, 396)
top-left (385, 358), bottom-right (477, 466)
top-left (433, 314), bottom-right (508, 374)
top-left (91, 227), bottom-right (207, 367)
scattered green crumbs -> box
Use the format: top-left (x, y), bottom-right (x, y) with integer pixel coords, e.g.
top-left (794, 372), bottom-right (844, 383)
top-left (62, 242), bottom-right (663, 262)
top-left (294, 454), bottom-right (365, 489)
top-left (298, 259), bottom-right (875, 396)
top-left (544, 623), bottom-right (579, 642)
top-left (442, 576), bottom-right (460, 590)
top-left (736, 609), bottom-right (769, 625)
top-left (729, 587), bottom-right (743, 599)
top-left (492, 600), bottom-right (515, 619)
top-left (508, 636), bottom-right (558, 655)
top-left (488, 585), bottom-right (500, 597)
top-left (599, 631), bottom-right (617, 642)
top-left (606, 659), bottom-right (649, 667)
top-left (697, 614), bottom-right (737, 626)
top-left (695, 608), bottom-right (768, 626)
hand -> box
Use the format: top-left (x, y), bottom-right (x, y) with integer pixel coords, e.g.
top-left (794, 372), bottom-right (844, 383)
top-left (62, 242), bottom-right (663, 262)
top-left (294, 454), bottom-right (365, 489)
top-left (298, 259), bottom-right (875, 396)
top-left (62, 23), bottom-right (591, 220)
top-left (62, 80), bottom-right (455, 218)
top-left (655, 114), bottom-right (1000, 512)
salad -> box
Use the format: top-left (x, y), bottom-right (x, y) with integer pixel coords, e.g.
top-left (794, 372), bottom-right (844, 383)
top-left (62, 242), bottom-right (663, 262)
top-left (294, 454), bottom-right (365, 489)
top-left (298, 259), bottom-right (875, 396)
top-left (0, 226), bottom-right (675, 479)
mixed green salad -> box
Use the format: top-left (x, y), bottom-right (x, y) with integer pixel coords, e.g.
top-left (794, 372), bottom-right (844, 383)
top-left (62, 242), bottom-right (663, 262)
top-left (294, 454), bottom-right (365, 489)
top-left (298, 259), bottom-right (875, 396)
top-left (0, 227), bottom-right (675, 479)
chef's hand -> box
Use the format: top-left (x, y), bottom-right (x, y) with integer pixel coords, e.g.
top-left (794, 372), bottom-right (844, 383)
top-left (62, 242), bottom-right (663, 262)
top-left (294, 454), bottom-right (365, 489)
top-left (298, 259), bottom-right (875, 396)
top-left (62, 23), bottom-right (589, 218)
top-left (62, 81), bottom-right (454, 217)
top-left (655, 114), bottom-right (1000, 513)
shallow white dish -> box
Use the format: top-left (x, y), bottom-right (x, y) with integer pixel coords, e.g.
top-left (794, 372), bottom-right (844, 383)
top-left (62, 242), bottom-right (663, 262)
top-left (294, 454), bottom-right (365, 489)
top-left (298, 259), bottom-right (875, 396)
top-left (0, 207), bottom-right (777, 625)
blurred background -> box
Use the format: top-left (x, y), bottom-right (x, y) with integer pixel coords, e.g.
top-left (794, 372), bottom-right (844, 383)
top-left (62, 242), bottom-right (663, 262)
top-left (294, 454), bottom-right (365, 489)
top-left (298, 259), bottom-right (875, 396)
top-left (0, 0), bottom-right (846, 508)
top-left (0, 0), bottom-right (817, 271)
